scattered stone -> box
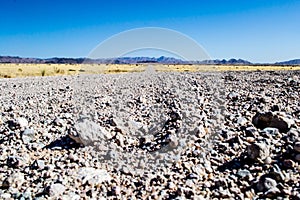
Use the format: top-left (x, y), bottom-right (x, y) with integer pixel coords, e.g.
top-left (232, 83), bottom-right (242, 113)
top-left (16, 117), bottom-right (29, 128)
top-left (8, 117), bottom-right (28, 130)
top-left (283, 159), bottom-right (295, 169)
top-left (247, 142), bottom-right (270, 162)
top-left (0, 69), bottom-right (299, 199)
top-left (195, 125), bottom-right (206, 138)
top-left (245, 126), bottom-right (257, 137)
top-left (0, 193), bottom-right (11, 199)
top-left (2, 172), bottom-right (25, 189)
top-left (262, 127), bottom-right (279, 135)
top-left (263, 178), bottom-right (277, 190)
top-left (264, 157), bottom-right (272, 164)
top-left (269, 164), bottom-right (285, 182)
top-left (295, 154), bottom-right (300, 162)
top-left (237, 169), bottom-right (251, 179)
top-left (22, 128), bottom-right (35, 144)
top-left (32, 160), bottom-right (45, 170)
top-left (46, 183), bottom-right (66, 197)
top-left (227, 92), bottom-right (239, 100)
top-left (265, 187), bottom-right (281, 198)
top-left (257, 176), bottom-right (277, 192)
top-left (169, 135), bottom-right (178, 148)
top-left (76, 167), bottom-right (111, 185)
top-left (246, 137), bottom-right (255, 143)
top-left (63, 113), bottom-right (72, 119)
top-left (271, 105), bottom-right (280, 112)
top-left (294, 142), bottom-right (300, 153)
top-left (111, 186), bottom-right (121, 195)
top-left (168, 182), bottom-right (177, 190)
top-left (7, 156), bottom-right (23, 168)
top-left (53, 118), bottom-right (64, 127)
top-left (237, 117), bottom-right (247, 126)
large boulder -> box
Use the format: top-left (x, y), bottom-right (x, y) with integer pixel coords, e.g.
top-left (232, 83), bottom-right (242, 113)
top-left (71, 118), bottom-right (112, 146)
top-left (252, 112), bottom-right (294, 133)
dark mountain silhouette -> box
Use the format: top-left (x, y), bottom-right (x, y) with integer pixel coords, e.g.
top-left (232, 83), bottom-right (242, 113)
top-left (197, 58), bottom-right (252, 65)
top-left (275, 59), bottom-right (300, 65)
top-left (0, 55), bottom-right (299, 65)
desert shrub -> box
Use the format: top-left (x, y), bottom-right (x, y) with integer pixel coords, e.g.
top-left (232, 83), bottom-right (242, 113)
top-left (3, 75), bottom-right (12, 78)
top-left (108, 69), bottom-right (128, 73)
top-left (18, 68), bottom-right (23, 72)
top-left (41, 69), bottom-right (46, 76)
top-left (68, 69), bottom-right (76, 72)
top-left (54, 67), bottom-right (61, 73)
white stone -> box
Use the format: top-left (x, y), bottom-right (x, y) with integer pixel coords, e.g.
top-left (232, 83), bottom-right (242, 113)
top-left (17, 117), bottom-right (28, 128)
top-left (72, 119), bottom-right (112, 146)
top-left (48, 183), bottom-right (66, 197)
top-left (76, 167), bottom-right (111, 186)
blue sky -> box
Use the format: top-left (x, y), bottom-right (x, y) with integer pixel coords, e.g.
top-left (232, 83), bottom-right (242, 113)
top-left (0, 0), bottom-right (299, 63)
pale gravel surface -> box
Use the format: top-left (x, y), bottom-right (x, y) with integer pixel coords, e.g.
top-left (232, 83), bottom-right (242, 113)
top-left (0, 67), bottom-right (299, 199)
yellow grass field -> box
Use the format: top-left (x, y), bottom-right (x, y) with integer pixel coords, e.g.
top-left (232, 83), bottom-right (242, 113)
top-left (156, 64), bottom-right (300, 72)
top-left (0, 63), bottom-right (299, 78)
top-left (0, 63), bottom-right (145, 78)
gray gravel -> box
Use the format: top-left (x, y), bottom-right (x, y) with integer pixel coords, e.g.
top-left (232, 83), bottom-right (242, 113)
top-left (0, 67), bottom-right (299, 199)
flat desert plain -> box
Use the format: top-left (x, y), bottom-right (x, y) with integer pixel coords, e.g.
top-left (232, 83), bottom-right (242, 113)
top-left (1, 63), bottom-right (300, 78)
top-left (0, 65), bottom-right (299, 199)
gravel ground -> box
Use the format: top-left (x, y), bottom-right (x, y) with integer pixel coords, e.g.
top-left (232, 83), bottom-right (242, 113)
top-left (0, 67), bottom-right (299, 199)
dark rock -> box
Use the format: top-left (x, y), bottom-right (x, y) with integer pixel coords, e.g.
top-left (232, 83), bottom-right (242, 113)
top-left (247, 142), bottom-right (270, 163)
top-left (245, 126), bottom-right (257, 137)
top-left (269, 164), bottom-right (285, 182)
top-left (264, 187), bottom-right (281, 198)
top-left (271, 105), bottom-right (280, 112)
top-left (294, 142), bottom-right (300, 153)
top-left (257, 176), bottom-right (277, 192)
top-left (282, 159), bottom-right (295, 169)
top-left (7, 156), bottom-right (22, 168)
top-left (252, 112), bottom-right (294, 133)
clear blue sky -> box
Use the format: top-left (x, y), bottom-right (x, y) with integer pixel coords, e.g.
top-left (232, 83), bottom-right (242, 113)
top-left (0, 0), bottom-right (299, 63)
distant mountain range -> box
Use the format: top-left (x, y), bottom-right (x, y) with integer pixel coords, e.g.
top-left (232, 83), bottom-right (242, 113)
top-left (275, 59), bottom-right (300, 65)
top-left (0, 55), bottom-right (299, 65)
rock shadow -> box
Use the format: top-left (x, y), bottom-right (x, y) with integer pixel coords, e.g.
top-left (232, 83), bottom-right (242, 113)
top-left (217, 152), bottom-right (253, 172)
top-left (44, 135), bottom-right (81, 150)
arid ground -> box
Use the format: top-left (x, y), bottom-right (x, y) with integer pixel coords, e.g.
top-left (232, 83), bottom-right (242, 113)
top-left (0, 66), bottom-right (299, 199)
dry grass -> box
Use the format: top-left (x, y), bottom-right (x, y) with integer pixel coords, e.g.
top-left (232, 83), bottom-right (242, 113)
top-left (154, 64), bottom-right (300, 72)
top-left (0, 63), bottom-right (146, 78)
top-left (80, 64), bottom-right (146, 74)
top-left (0, 63), bottom-right (80, 78)
top-left (0, 63), bottom-right (299, 78)
top-left (216, 65), bottom-right (300, 71)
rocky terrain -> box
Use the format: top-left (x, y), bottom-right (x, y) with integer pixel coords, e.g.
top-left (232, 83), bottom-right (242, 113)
top-left (0, 67), bottom-right (299, 199)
